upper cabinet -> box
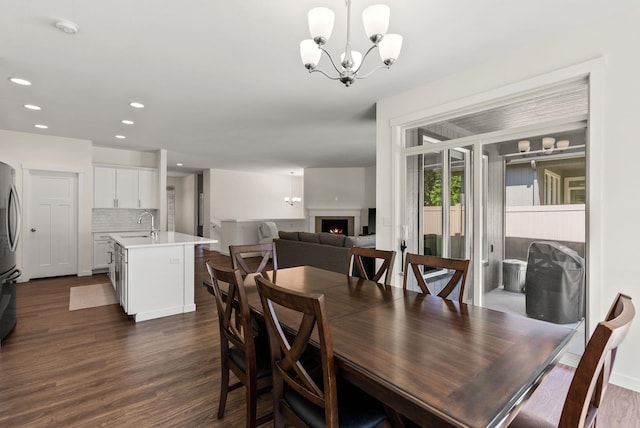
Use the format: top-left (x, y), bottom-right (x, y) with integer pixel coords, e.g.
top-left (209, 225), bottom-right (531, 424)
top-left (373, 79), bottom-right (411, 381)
top-left (138, 168), bottom-right (159, 209)
top-left (115, 168), bottom-right (139, 208)
top-left (94, 166), bottom-right (117, 208)
top-left (94, 165), bottom-right (158, 209)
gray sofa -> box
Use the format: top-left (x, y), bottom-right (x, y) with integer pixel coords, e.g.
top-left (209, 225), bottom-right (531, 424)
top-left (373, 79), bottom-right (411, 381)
top-left (274, 231), bottom-right (376, 274)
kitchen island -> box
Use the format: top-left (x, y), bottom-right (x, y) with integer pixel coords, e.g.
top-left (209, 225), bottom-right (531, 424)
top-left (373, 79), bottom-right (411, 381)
top-left (109, 231), bottom-right (217, 322)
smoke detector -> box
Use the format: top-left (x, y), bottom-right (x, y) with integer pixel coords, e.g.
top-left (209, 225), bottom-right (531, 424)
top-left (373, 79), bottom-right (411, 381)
top-left (55, 20), bottom-right (79, 35)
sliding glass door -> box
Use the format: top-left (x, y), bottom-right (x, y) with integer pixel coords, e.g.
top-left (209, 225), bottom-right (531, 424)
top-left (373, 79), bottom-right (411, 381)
top-left (404, 145), bottom-right (473, 297)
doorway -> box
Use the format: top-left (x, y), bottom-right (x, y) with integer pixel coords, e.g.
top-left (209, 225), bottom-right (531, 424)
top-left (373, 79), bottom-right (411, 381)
top-left (25, 170), bottom-right (78, 279)
top-left (401, 79), bottom-right (589, 352)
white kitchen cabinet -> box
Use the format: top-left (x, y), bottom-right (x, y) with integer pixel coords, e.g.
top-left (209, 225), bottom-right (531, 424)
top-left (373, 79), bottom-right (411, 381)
top-left (94, 166), bottom-right (116, 208)
top-left (93, 233), bottom-right (113, 270)
top-left (93, 165), bottom-right (158, 209)
top-left (115, 168), bottom-right (139, 208)
top-left (138, 168), bottom-right (158, 209)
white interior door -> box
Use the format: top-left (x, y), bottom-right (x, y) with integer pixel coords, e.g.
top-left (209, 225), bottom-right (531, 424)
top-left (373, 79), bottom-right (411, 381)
top-left (28, 171), bottom-right (78, 278)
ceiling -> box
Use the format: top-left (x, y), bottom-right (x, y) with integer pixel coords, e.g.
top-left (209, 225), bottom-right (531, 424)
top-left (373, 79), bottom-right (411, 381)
top-left (2, 1), bottom-right (638, 176)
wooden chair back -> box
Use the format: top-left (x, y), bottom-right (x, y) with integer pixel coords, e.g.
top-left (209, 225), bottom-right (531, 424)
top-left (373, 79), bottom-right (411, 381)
top-left (558, 293), bottom-right (635, 427)
top-left (403, 253), bottom-right (470, 303)
top-left (205, 262), bottom-right (273, 427)
top-left (348, 247), bottom-right (396, 285)
top-left (206, 262), bottom-right (256, 372)
top-left (255, 276), bottom-right (339, 427)
top-left (229, 242), bottom-right (277, 279)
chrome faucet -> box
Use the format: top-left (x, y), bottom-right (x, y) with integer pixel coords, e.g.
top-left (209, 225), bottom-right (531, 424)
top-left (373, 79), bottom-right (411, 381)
top-left (138, 211), bottom-right (157, 237)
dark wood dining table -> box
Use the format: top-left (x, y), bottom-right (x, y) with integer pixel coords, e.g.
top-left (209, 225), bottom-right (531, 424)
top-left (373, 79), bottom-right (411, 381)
top-left (205, 265), bottom-right (578, 428)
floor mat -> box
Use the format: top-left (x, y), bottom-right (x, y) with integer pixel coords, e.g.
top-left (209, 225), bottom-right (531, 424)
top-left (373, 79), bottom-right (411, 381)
top-left (69, 283), bottom-right (118, 311)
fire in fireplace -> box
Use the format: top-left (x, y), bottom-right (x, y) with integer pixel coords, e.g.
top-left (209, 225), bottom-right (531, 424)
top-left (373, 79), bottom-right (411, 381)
top-left (321, 218), bottom-right (349, 235)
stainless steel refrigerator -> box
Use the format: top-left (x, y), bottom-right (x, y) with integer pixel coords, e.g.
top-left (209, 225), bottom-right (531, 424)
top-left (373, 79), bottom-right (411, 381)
top-left (0, 161), bottom-right (21, 342)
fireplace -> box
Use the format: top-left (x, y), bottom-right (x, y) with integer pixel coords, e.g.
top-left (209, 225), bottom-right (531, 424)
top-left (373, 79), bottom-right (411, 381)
top-left (309, 209), bottom-right (361, 237)
top-left (315, 216), bottom-right (355, 236)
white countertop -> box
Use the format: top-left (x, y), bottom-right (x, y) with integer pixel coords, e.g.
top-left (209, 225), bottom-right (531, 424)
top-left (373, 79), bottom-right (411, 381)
top-left (94, 228), bottom-right (149, 234)
top-left (110, 231), bottom-right (218, 249)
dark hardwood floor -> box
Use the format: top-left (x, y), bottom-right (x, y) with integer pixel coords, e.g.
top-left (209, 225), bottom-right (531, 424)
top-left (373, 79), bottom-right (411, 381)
top-left (0, 246), bottom-right (637, 427)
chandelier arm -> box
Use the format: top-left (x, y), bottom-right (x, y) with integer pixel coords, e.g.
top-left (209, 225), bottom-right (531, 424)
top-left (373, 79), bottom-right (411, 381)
top-left (355, 65), bottom-right (391, 80)
top-left (309, 68), bottom-right (342, 81)
top-left (319, 47), bottom-right (344, 74)
top-left (353, 44), bottom-right (379, 74)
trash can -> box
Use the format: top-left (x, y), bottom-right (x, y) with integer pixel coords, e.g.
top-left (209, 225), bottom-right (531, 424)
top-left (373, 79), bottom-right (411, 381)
top-left (502, 259), bottom-right (527, 292)
top-left (525, 241), bottom-right (585, 324)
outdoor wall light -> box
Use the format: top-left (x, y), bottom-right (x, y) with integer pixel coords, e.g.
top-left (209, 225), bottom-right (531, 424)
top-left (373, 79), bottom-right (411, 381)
top-left (518, 140), bottom-right (530, 153)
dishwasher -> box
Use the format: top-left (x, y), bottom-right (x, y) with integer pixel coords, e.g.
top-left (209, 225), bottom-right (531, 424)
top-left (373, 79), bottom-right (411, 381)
top-left (114, 243), bottom-right (128, 312)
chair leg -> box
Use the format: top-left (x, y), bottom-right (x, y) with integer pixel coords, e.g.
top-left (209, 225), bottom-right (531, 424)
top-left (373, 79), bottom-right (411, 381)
top-left (246, 378), bottom-right (257, 428)
top-left (218, 362), bottom-right (230, 419)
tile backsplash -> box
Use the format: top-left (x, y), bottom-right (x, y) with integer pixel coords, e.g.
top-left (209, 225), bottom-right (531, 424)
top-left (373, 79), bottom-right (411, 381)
top-left (93, 209), bottom-right (159, 232)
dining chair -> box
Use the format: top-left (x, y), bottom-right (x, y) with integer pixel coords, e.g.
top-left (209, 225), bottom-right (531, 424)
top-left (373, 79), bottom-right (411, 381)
top-left (402, 253), bottom-right (470, 303)
top-left (255, 276), bottom-right (391, 428)
top-left (229, 242), bottom-right (278, 280)
top-left (509, 292), bottom-right (635, 428)
top-left (205, 262), bottom-right (273, 428)
top-left (347, 247), bottom-right (396, 286)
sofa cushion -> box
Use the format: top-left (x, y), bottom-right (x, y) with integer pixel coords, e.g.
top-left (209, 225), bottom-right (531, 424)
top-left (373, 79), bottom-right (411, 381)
top-left (278, 231), bottom-right (299, 241)
top-left (345, 235), bottom-right (376, 248)
top-left (319, 232), bottom-right (346, 247)
top-left (299, 232), bottom-right (321, 243)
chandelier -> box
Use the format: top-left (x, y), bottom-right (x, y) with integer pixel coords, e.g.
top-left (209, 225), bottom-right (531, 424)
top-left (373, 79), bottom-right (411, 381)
top-left (284, 172), bottom-right (302, 206)
top-left (300, 0), bottom-right (403, 87)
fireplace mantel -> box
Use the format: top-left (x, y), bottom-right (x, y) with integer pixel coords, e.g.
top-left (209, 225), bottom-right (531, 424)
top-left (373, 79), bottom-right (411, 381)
top-left (307, 208), bottom-right (363, 236)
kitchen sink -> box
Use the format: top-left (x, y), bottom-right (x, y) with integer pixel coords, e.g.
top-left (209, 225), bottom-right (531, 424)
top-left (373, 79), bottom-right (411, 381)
top-left (121, 234), bottom-right (153, 238)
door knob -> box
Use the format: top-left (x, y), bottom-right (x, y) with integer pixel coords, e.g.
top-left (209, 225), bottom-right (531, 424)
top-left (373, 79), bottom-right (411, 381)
top-left (31, 228), bottom-right (36, 232)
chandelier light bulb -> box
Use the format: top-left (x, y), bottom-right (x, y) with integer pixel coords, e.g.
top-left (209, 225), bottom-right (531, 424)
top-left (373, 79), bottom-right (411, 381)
top-left (308, 7), bottom-right (335, 45)
top-left (300, 39), bottom-right (321, 69)
top-left (362, 4), bottom-right (390, 43)
top-left (341, 51), bottom-right (362, 71)
top-left (556, 140), bottom-right (570, 149)
top-left (378, 34), bottom-right (403, 65)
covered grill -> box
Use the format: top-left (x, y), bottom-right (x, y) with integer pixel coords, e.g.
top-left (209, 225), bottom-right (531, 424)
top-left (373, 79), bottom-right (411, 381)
top-left (525, 241), bottom-right (585, 324)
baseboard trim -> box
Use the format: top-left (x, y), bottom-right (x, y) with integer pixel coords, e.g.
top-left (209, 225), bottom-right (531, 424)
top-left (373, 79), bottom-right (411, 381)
top-left (611, 372), bottom-right (640, 393)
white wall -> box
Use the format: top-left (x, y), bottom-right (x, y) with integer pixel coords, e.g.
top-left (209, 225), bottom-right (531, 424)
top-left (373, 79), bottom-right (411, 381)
top-left (93, 146), bottom-right (158, 168)
top-left (376, 8), bottom-right (640, 391)
top-left (207, 169), bottom-right (304, 221)
top-left (304, 167), bottom-right (369, 209)
top-left (0, 130), bottom-right (93, 278)
top-left (305, 167), bottom-right (376, 236)
top-left (167, 175), bottom-right (197, 234)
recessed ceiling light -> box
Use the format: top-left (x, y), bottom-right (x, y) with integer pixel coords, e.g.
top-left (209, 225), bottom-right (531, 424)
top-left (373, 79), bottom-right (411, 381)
top-left (121, 119), bottom-right (134, 125)
top-left (129, 102), bottom-right (144, 109)
top-left (176, 163), bottom-right (183, 166)
top-left (55, 20), bottom-right (79, 35)
top-left (24, 104), bottom-right (41, 110)
top-left (9, 77), bottom-right (31, 86)
top-left (115, 135), bottom-right (126, 139)
top-left (34, 124), bottom-right (48, 129)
